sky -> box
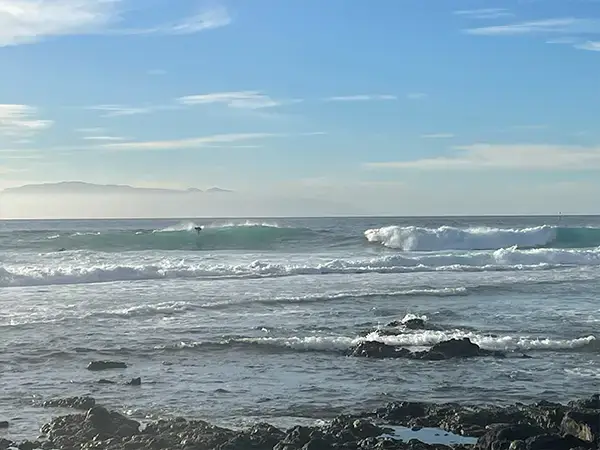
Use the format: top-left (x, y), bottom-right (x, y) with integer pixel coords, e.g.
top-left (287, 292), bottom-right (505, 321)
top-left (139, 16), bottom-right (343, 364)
top-left (2, 0), bottom-right (600, 217)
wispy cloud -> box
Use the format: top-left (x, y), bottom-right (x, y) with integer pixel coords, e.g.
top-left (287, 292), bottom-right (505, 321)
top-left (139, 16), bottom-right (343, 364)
top-left (421, 133), bottom-right (454, 139)
top-left (178, 91), bottom-right (285, 109)
top-left (100, 133), bottom-right (280, 151)
top-left (575, 40), bottom-right (600, 51)
top-left (464, 18), bottom-right (600, 36)
top-left (454, 8), bottom-right (513, 20)
top-left (76, 127), bottom-right (106, 134)
top-left (0, 104), bottom-right (53, 137)
top-left (83, 135), bottom-right (127, 141)
top-left (112, 6), bottom-right (231, 36)
top-left (0, 1), bottom-right (231, 47)
top-left (365, 143), bottom-right (600, 170)
top-left (407, 92), bottom-right (427, 100)
top-left (87, 104), bottom-right (177, 117)
top-left (511, 124), bottom-right (548, 130)
top-left (324, 95), bottom-right (397, 102)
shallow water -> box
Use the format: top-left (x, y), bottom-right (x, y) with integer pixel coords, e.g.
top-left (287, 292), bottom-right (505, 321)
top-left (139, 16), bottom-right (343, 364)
top-left (1, 216), bottom-right (599, 441)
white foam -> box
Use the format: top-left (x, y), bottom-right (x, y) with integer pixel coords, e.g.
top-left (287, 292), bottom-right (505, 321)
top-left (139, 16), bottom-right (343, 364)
top-left (3, 246), bottom-right (600, 287)
top-left (233, 330), bottom-right (596, 352)
top-left (364, 225), bottom-right (557, 251)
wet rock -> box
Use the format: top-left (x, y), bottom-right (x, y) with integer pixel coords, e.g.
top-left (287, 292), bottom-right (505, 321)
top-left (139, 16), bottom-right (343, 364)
top-left (376, 401), bottom-right (427, 422)
top-left (98, 379), bottom-right (116, 384)
top-left (476, 423), bottom-right (546, 450)
top-left (568, 394), bottom-right (600, 411)
top-left (386, 318), bottom-right (426, 330)
top-left (126, 377), bottom-right (141, 386)
top-left (350, 341), bottom-right (412, 359)
top-left (349, 338), bottom-right (505, 360)
top-left (560, 410), bottom-right (599, 443)
top-left (87, 361), bottom-right (127, 371)
top-left (0, 421), bottom-right (8, 429)
top-left (0, 438), bottom-right (14, 450)
top-left (17, 441), bottom-right (41, 450)
top-left (42, 395), bottom-right (96, 410)
top-left (524, 433), bottom-right (591, 450)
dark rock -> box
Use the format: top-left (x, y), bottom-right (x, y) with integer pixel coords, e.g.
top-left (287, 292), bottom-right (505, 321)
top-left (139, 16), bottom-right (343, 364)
top-left (376, 401), bottom-right (427, 422)
top-left (0, 438), bottom-right (14, 450)
top-left (560, 410), bottom-right (599, 443)
top-left (569, 394), bottom-right (600, 411)
top-left (98, 379), bottom-right (116, 384)
top-left (18, 441), bottom-right (41, 450)
top-left (349, 338), bottom-right (505, 360)
top-left (476, 423), bottom-right (546, 450)
top-left (350, 341), bottom-right (411, 359)
top-left (403, 318), bottom-right (427, 329)
top-left (42, 396), bottom-right (96, 410)
top-left (87, 361), bottom-right (127, 371)
top-left (127, 377), bottom-right (141, 386)
top-left (0, 421), bottom-right (7, 429)
top-left (524, 433), bottom-right (592, 450)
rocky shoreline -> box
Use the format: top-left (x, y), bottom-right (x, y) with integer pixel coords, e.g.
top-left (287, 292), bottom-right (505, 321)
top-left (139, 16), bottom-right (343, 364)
top-left (1, 394), bottom-right (598, 450)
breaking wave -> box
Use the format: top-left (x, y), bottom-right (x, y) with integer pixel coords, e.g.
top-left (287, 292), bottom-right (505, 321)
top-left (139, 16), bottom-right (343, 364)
top-left (3, 245), bottom-right (600, 287)
top-left (364, 225), bottom-right (600, 251)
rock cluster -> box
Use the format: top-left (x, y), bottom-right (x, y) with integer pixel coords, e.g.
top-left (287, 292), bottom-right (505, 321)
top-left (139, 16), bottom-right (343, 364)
top-left (348, 337), bottom-right (506, 360)
top-left (1, 394), bottom-right (597, 450)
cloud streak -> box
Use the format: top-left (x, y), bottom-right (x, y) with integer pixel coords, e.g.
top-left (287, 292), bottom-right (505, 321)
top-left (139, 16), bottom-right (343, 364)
top-left (0, 104), bottom-right (53, 137)
top-left (324, 95), bottom-right (397, 102)
top-left (464, 18), bottom-right (600, 36)
top-left (420, 133), bottom-right (455, 139)
top-left (178, 91), bottom-right (284, 109)
top-left (454, 8), bottom-right (514, 20)
top-left (364, 143), bottom-right (600, 171)
top-left (100, 133), bottom-right (280, 151)
top-left (0, 1), bottom-right (231, 47)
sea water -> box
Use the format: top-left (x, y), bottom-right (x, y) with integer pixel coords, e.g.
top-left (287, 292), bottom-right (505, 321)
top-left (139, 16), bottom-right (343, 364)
top-left (1, 216), bottom-right (599, 441)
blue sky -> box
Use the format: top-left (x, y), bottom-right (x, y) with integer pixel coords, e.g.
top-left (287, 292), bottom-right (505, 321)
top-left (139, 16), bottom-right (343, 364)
top-left (2, 0), bottom-right (600, 214)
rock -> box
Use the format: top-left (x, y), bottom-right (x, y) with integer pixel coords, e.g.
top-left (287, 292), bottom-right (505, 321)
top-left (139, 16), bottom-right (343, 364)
top-left (476, 424), bottom-right (546, 450)
top-left (42, 396), bottom-right (96, 410)
top-left (560, 410), bottom-right (599, 443)
top-left (349, 341), bottom-right (411, 359)
top-left (349, 338), bottom-right (505, 360)
top-left (87, 361), bottom-right (127, 371)
top-left (524, 433), bottom-right (591, 450)
top-left (0, 421), bottom-right (7, 429)
top-left (98, 379), bottom-right (116, 384)
top-left (0, 438), bottom-right (14, 450)
top-left (403, 318), bottom-right (426, 329)
top-left (569, 394), bottom-right (600, 411)
top-left (126, 377), bottom-right (141, 386)
top-left (376, 401), bottom-right (427, 422)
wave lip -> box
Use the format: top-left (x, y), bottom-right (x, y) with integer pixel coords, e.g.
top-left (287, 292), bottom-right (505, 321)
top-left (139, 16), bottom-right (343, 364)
top-left (364, 225), bottom-right (600, 251)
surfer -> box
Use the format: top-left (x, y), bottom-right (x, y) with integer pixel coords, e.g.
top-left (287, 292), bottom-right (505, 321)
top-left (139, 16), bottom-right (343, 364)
top-left (194, 226), bottom-right (203, 234)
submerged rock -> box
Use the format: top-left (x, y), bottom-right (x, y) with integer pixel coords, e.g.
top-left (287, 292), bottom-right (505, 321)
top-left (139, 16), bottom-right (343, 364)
top-left (0, 421), bottom-right (8, 429)
top-left (126, 377), bottom-right (141, 386)
top-left (87, 361), bottom-right (127, 371)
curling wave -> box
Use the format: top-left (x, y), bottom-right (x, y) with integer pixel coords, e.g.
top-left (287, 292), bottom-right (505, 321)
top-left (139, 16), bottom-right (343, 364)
top-left (364, 225), bottom-right (600, 251)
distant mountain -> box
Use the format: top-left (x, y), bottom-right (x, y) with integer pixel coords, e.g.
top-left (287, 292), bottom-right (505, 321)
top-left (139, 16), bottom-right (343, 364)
top-left (2, 181), bottom-right (233, 195)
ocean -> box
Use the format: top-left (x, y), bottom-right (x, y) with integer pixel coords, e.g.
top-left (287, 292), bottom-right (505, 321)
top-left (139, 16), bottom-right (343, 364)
top-left (1, 216), bottom-right (599, 441)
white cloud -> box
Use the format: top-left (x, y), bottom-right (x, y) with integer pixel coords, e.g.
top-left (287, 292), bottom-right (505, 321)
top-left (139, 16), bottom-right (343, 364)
top-left (178, 91), bottom-right (283, 109)
top-left (115, 6), bottom-right (231, 36)
top-left (364, 143), bottom-right (600, 170)
top-left (454, 8), bottom-right (514, 19)
top-left (83, 135), bottom-right (126, 141)
top-left (0, 1), bottom-right (231, 47)
top-left (324, 95), bottom-right (397, 102)
top-left (87, 104), bottom-right (176, 117)
top-left (420, 133), bottom-right (454, 139)
top-left (575, 40), bottom-right (600, 51)
top-left (100, 133), bottom-right (280, 151)
top-left (407, 92), bottom-right (427, 100)
top-left (464, 18), bottom-right (600, 36)
top-left (0, 104), bottom-right (53, 136)
top-left (76, 127), bottom-right (106, 133)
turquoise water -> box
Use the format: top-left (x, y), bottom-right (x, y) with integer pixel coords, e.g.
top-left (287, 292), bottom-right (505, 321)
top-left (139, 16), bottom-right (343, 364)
top-left (1, 216), bottom-right (599, 441)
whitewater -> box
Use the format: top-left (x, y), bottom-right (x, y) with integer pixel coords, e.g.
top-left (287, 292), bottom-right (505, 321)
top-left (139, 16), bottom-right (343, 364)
top-left (1, 215), bottom-right (599, 441)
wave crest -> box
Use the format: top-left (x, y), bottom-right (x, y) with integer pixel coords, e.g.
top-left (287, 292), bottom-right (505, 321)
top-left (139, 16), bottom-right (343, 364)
top-left (364, 225), bottom-right (600, 251)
